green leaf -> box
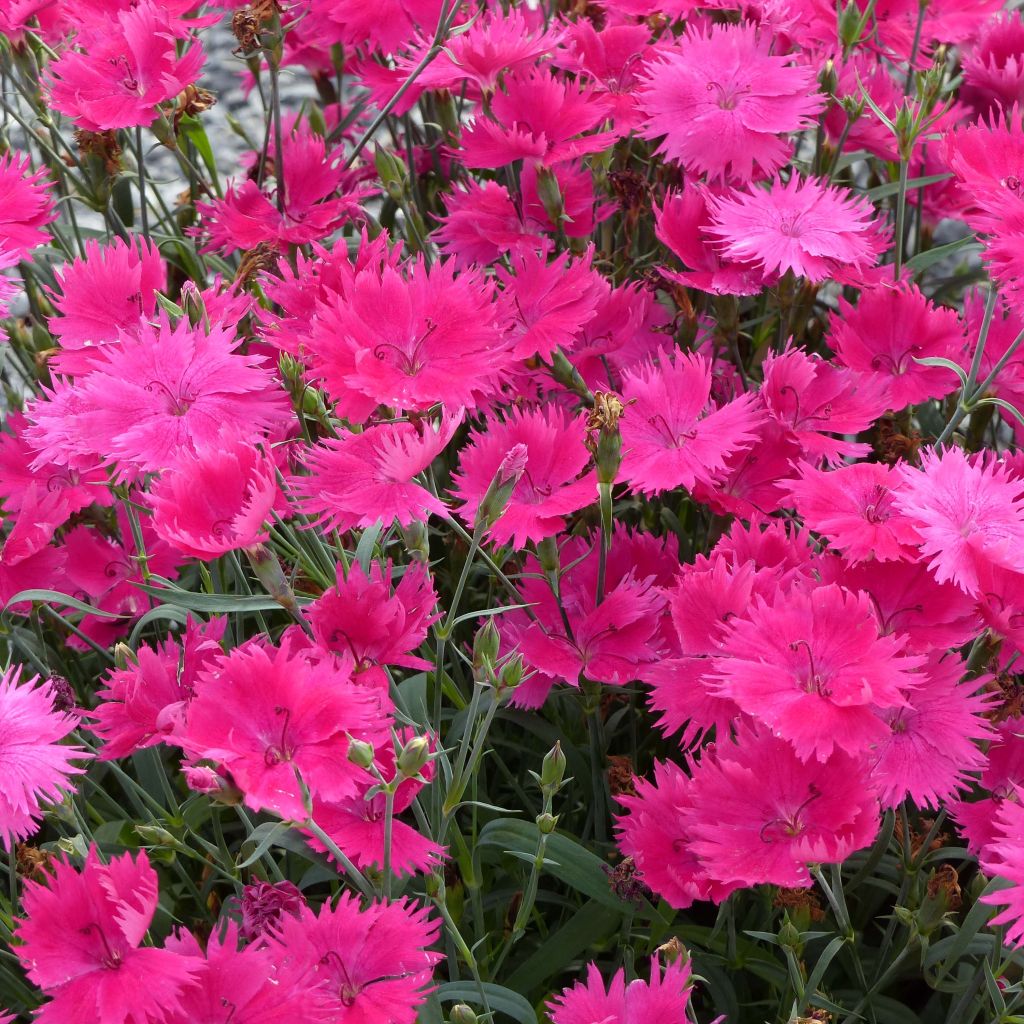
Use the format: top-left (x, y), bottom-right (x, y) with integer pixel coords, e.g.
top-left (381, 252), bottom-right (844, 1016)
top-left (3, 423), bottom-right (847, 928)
top-left (128, 605), bottom-right (191, 648)
top-left (3, 589), bottom-right (126, 618)
top-left (177, 113), bottom-right (221, 190)
top-left (905, 235), bottom-right (980, 275)
top-left (864, 173), bottom-right (952, 201)
top-left (913, 356), bottom-right (969, 390)
top-left (132, 582), bottom-right (309, 613)
top-left (477, 818), bottom-right (621, 910)
top-left (802, 935), bottom-right (849, 1012)
top-left (435, 982), bottom-right (538, 1024)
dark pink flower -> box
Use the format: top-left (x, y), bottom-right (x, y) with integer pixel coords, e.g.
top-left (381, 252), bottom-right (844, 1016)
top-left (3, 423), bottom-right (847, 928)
top-left (452, 405), bottom-right (596, 548)
top-left (183, 637), bottom-right (383, 819)
top-left (299, 413), bottom-right (459, 533)
top-left (710, 583), bottom-right (923, 762)
top-left (0, 152), bottom-right (56, 258)
top-left (46, 0), bottom-right (204, 131)
top-left (239, 881), bottom-right (306, 943)
top-left (0, 667), bottom-right (85, 848)
top-left (980, 794), bottom-right (1024, 946)
top-left (637, 22), bottom-right (824, 183)
top-left (266, 894), bottom-right (441, 1024)
top-left (707, 176), bottom-right (888, 283)
top-left (148, 434), bottom-right (279, 560)
top-left (14, 849), bottom-right (202, 1024)
top-left (620, 349), bottom-right (764, 495)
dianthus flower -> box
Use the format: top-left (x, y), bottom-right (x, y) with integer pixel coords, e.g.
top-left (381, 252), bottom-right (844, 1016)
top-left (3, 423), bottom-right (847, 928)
top-left (267, 894), bottom-right (441, 1023)
top-left (197, 130), bottom-right (373, 254)
top-left (148, 434), bottom-right (279, 560)
top-left (829, 282), bottom-right (968, 408)
top-left (892, 446), bottom-right (1024, 595)
top-left (183, 638), bottom-right (383, 820)
top-left (962, 13), bottom-right (1024, 114)
top-left (47, 237), bottom-right (165, 374)
top-left (0, 667), bottom-right (85, 848)
top-left (686, 726), bottom-right (880, 888)
top-left (980, 794), bottom-right (1024, 946)
top-left (239, 880), bottom-right (306, 942)
top-left (707, 176), bottom-right (888, 282)
top-left (14, 849), bottom-right (202, 1024)
top-left (25, 316), bottom-right (290, 478)
top-left (306, 256), bottom-right (512, 421)
top-left (783, 461), bottom-right (920, 563)
top-left (548, 956), bottom-right (693, 1024)
top-left (0, 152), bottom-right (56, 258)
top-left (637, 22), bottom-right (824, 183)
top-left (620, 349), bottom-right (764, 495)
top-left (710, 583), bottom-right (923, 762)
top-left (870, 654), bottom-right (995, 810)
top-left (457, 67), bottom-right (616, 169)
top-left (307, 560), bottom-right (438, 677)
top-left (165, 923), bottom-right (332, 1024)
top-left (45, 0), bottom-right (204, 131)
top-left (90, 618), bottom-right (226, 759)
top-left (298, 412), bottom-right (459, 533)
top-left (452, 405), bottom-right (596, 548)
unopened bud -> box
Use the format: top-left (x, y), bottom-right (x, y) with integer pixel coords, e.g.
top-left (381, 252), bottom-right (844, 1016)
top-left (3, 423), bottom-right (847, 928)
top-left (540, 741), bottom-right (567, 790)
top-left (477, 444), bottom-right (527, 529)
top-left (473, 619), bottom-right (500, 673)
top-left (347, 737), bottom-right (375, 769)
top-left (838, 0), bottom-right (864, 47)
top-left (113, 643), bottom-right (136, 670)
top-left (449, 1005), bottom-right (479, 1024)
top-left (537, 812), bottom-right (558, 834)
top-left (375, 148), bottom-right (409, 203)
top-left (397, 735), bottom-right (431, 778)
top-left (534, 165), bottom-right (564, 228)
top-left (400, 520), bottom-right (431, 563)
top-left (498, 653), bottom-right (523, 692)
top-left (778, 916), bottom-right (802, 952)
top-left (135, 824), bottom-right (178, 847)
top-left (656, 936), bottom-right (689, 966)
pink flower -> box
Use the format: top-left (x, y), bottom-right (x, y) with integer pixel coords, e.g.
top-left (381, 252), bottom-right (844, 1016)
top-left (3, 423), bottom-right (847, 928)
top-left (14, 849), bottom-right (202, 1024)
top-left (761, 347), bottom-right (889, 461)
top-left (183, 637), bottom-right (382, 820)
top-left (707, 176), bottom-right (888, 282)
top-left (456, 67), bottom-right (615, 169)
top-left (616, 760), bottom-right (739, 908)
top-left (783, 461), bottom-right (920, 563)
top-left (980, 795), bottom-right (1024, 946)
top-left (0, 152), bottom-right (56, 258)
top-left (548, 956), bottom-right (693, 1024)
top-left (308, 560), bottom-right (438, 675)
top-left (892, 446), bottom-right (1024, 595)
top-left (686, 726), bottom-right (880, 888)
top-left (952, 721), bottom-right (1024, 854)
top-left (46, 0), bottom-right (204, 131)
top-left (962, 13), bottom-right (1024, 114)
top-left (240, 880), bottom-right (306, 942)
top-left (299, 413), bottom-right (459, 533)
top-left (90, 618), bottom-right (226, 760)
top-left (305, 255), bottom-right (512, 421)
top-left (148, 434), bottom-right (279, 560)
top-left (0, 666), bottom-right (85, 848)
top-left (870, 654), bottom-right (995, 810)
top-left (710, 583), bottom-right (923, 762)
top-left (637, 22), bottom-right (824, 183)
top-left (26, 316), bottom-right (290, 478)
top-left (47, 236), bottom-right (165, 375)
top-left (452, 405), bottom-right (596, 548)
top-left (266, 894), bottom-right (441, 1024)
top-left (197, 130), bottom-right (373, 254)
top-left (619, 349), bottom-right (764, 495)
top-left (496, 248), bottom-right (603, 360)
top-left (829, 282), bottom-right (968, 408)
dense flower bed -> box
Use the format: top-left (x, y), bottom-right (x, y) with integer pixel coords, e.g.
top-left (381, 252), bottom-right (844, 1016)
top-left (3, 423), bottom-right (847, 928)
top-left (3, 0), bottom-right (1024, 1021)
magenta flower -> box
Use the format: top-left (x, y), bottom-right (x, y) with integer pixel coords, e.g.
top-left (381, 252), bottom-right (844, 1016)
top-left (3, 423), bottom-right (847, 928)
top-left (299, 412), bottom-right (459, 533)
top-left (707, 176), bottom-right (888, 282)
top-left (26, 316), bottom-right (290, 478)
top-left (637, 22), bottom-right (824, 183)
top-left (620, 349), bottom-right (764, 495)
top-left (549, 956), bottom-right (693, 1024)
top-left (148, 434), bottom-right (279, 560)
top-left (183, 637), bottom-right (382, 820)
top-left (870, 654), bottom-right (995, 811)
top-left (0, 666), bottom-right (85, 848)
top-left (306, 255), bottom-right (512, 421)
top-left (829, 282), bottom-right (968, 408)
top-left (267, 894), bottom-right (441, 1024)
top-left (14, 849), bottom-right (202, 1024)
top-left (893, 446), bottom-right (1024, 595)
top-left (48, 237), bottom-right (165, 375)
top-left (452, 405), bottom-right (596, 548)
top-left (46, 0), bottom-right (204, 131)
top-left (0, 152), bottom-right (56, 258)
top-left (783, 460), bottom-right (920, 563)
top-left (308, 561), bottom-right (438, 676)
top-left (980, 795), bottom-right (1024, 946)
top-left (710, 583), bottom-right (923, 762)
top-left (686, 726), bottom-right (880, 888)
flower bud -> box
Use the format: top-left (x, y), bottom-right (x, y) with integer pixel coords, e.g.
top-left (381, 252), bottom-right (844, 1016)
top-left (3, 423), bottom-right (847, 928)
top-left (375, 148), bottom-right (409, 203)
top-left (838, 0), bottom-right (864, 47)
top-left (135, 824), bottom-right (178, 847)
top-left (476, 444), bottom-right (528, 529)
top-left (347, 737), bottom-right (376, 769)
top-left (498, 653), bottom-right (524, 693)
top-left (473, 619), bottom-right (500, 673)
top-left (449, 1005), bottom-right (479, 1024)
top-left (246, 543), bottom-right (301, 616)
top-left (400, 520), bottom-right (431, 563)
top-left (397, 735), bottom-right (431, 778)
top-left (540, 741), bottom-right (567, 790)
top-left (113, 642), bottom-right (136, 670)
top-left (534, 165), bottom-right (564, 227)
top-left (778, 915), bottom-right (802, 952)
top-left (537, 812), bottom-right (558, 834)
